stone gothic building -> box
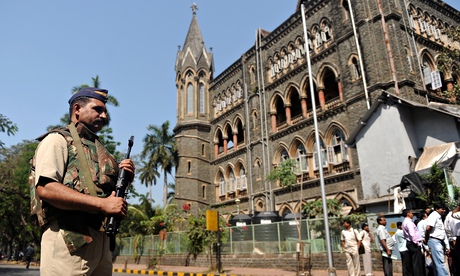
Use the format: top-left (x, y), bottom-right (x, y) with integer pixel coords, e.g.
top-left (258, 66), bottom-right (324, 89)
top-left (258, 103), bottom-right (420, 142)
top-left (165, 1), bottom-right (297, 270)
top-left (173, 0), bottom-right (460, 218)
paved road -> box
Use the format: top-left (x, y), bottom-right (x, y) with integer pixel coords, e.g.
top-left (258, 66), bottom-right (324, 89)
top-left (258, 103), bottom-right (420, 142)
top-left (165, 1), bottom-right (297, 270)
top-left (0, 264), bottom-right (39, 275)
top-left (1, 262), bottom-right (403, 276)
top-left (0, 264), bottom-right (126, 276)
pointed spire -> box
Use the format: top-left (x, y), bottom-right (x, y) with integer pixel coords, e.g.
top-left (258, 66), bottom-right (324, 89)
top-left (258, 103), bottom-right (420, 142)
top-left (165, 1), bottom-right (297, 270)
top-left (182, 3), bottom-right (206, 61)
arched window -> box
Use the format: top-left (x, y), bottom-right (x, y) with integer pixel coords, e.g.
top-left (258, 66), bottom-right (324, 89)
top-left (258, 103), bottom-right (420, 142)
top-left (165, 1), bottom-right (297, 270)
top-left (342, 0), bottom-right (350, 20)
top-left (350, 56), bottom-right (361, 80)
top-left (187, 83), bottom-right (194, 114)
top-left (238, 166), bottom-right (247, 190)
top-left (254, 159), bottom-right (262, 180)
top-left (274, 95), bottom-right (287, 125)
top-left (280, 149), bottom-right (289, 164)
top-left (295, 144), bottom-right (308, 174)
top-left (250, 66), bottom-right (256, 83)
top-left (314, 27), bottom-right (322, 48)
top-left (199, 83), bottom-right (205, 114)
top-left (322, 68), bottom-right (340, 102)
top-left (219, 172), bottom-right (225, 196)
top-left (252, 111), bottom-right (259, 129)
top-left (422, 55), bottom-right (436, 91)
top-left (321, 21), bottom-right (332, 42)
top-left (313, 138), bottom-right (327, 170)
top-left (228, 170), bottom-right (236, 193)
top-left (327, 129), bottom-right (348, 165)
top-left (405, 47), bottom-right (413, 72)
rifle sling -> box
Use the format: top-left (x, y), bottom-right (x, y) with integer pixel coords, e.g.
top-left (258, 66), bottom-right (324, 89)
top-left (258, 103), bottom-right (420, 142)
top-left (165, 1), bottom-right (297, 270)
top-left (68, 123), bottom-right (98, 197)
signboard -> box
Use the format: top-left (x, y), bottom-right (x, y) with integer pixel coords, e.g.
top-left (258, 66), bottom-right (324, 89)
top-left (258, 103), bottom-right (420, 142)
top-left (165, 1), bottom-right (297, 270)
top-left (206, 210), bottom-right (219, 231)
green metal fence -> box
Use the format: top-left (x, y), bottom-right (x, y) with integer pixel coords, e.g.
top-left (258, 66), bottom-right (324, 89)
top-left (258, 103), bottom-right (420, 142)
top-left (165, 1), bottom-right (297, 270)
top-left (119, 217), bottom-right (349, 256)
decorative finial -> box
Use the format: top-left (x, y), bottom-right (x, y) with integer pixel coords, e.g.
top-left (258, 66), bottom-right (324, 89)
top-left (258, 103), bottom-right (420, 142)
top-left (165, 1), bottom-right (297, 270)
top-left (191, 3), bottom-right (198, 15)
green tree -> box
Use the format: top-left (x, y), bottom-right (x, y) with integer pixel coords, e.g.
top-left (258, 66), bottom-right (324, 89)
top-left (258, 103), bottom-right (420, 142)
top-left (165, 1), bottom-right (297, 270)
top-left (0, 114), bottom-right (18, 148)
top-left (184, 209), bottom-right (227, 270)
top-left (0, 141), bottom-right (40, 259)
top-left (141, 121), bottom-right (177, 206)
top-left (266, 159), bottom-right (297, 188)
top-left (167, 182), bottom-right (176, 203)
top-left (138, 160), bottom-right (160, 205)
top-left (418, 163), bottom-right (460, 208)
top-left (437, 26), bottom-right (460, 104)
top-left (71, 75), bottom-right (119, 107)
top-left (303, 199), bottom-right (342, 218)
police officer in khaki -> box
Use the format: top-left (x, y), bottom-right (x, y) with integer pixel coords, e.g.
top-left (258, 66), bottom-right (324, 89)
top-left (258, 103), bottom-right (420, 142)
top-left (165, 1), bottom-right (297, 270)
top-left (34, 87), bottom-right (135, 276)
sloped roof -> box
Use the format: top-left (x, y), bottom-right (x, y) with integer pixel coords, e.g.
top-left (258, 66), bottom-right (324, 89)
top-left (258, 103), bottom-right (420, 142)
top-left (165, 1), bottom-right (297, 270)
top-left (345, 91), bottom-right (460, 146)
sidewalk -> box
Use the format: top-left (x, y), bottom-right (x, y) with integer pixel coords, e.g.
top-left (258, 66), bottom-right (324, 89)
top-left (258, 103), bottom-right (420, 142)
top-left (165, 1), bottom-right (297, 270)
top-left (113, 263), bottom-right (403, 276)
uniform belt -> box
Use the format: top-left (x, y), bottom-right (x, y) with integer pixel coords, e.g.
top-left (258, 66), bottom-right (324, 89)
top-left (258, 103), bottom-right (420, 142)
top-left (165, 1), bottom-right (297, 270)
top-left (430, 236), bottom-right (445, 242)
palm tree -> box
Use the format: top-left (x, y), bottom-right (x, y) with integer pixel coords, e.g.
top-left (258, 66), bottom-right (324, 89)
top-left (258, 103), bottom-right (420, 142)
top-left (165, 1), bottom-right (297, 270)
top-left (48, 75), bottom-right (119, 130)
top-left (141, 121), bottom-right (177, 206)
top-left (138, 160), bottom-right (160, 205)
top-left (71, 75), bottom-right (119, 107)
top-left (167, 182), bottom-right (176, 204)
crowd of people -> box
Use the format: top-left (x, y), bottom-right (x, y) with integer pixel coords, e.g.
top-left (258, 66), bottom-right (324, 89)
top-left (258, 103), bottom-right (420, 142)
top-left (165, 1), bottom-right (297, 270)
top-left (342, 203), bottom-right (460, 276)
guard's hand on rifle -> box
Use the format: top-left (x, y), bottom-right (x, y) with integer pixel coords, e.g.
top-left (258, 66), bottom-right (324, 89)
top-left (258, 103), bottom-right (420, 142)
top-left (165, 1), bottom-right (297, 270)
top-left (119, 159), bottom-right (135, 181)
top-left (101, 191), bottom-right (128, 217)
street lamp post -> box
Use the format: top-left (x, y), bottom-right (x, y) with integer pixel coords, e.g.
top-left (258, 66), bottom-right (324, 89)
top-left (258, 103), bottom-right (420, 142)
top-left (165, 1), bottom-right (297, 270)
top-left (301, 4), bottom-right (336, 276)
top-left (235, 198), bottom-right (241, 213)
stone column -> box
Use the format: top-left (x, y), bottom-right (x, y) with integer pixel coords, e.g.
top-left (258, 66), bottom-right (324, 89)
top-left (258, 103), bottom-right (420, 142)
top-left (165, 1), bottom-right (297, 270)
top-left (336, 76), bottom-right (344, 101)
top-left (318, 86), bottom-right (326, 110)
top-left (271, 113), bottom-right (277, 132)
top-left (285, 104), bottom-right (291, 125)
top-left (301, 97), bottom-right (308, 118)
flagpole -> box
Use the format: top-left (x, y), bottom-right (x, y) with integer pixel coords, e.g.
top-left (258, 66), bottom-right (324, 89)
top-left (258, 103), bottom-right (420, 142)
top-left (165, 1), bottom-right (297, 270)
top-left (301, 4), bottom-right (336, 276)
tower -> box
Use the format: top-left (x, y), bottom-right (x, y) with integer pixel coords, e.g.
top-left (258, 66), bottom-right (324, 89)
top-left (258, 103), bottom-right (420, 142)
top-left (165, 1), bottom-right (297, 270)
top-left (174, 4), bottom-right (214, 214)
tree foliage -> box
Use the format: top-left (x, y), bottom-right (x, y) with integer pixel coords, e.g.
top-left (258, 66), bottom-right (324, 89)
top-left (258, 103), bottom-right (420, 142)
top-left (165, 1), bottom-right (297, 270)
top-left (184, 209), bottom-right (227, 265)
top-left (302, 199), bottom-right (342, 218)
top-left (418, 163), bottom-right (460, 209)
top-left (0, 141), bottom-right (40, 259)
top-left (138, 160), bottom-right (160, 205)
top-left (437, 26), bottom-right (460, 104)
top-left (141, 121), bottom-right (177, 206)
top-left (266, 159), bottom-right (297, 188)
top-left (0, 114), bottom-right (18, 148)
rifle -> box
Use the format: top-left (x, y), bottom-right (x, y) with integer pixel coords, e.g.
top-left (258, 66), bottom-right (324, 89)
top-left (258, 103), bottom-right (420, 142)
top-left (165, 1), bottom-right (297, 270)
top-left (106, 136), bottom-right (134, 252)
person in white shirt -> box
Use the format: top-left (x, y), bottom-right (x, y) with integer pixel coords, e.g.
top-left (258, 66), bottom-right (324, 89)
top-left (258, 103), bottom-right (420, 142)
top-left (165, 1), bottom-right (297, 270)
top-left (360, 223), bottom-right (373, 276)
top-left (341, 219), bottom-right (361, 276)
top-left (377, 216), bottom-right (395, 276)
top-left (449, 204), bottom-right (460, 276)
top-left (417, 210), bottom-right (434, 275)
top-left (425, 203), bottom-right (450, 276)
top-left (418, 211), bottom-right (429, 239)
top-left (394, 221), bottom-right (411, 276)
top-left (444, 209), bottom-right (456, 275)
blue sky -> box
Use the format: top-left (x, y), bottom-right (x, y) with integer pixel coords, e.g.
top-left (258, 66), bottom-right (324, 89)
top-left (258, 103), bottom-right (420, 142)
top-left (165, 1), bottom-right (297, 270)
top-left (1, 1), bottom-right (459, 206)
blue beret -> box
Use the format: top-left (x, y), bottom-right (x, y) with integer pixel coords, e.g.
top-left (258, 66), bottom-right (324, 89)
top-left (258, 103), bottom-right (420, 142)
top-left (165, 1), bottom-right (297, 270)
top-left (68, 87), bottom-right (109, 104)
